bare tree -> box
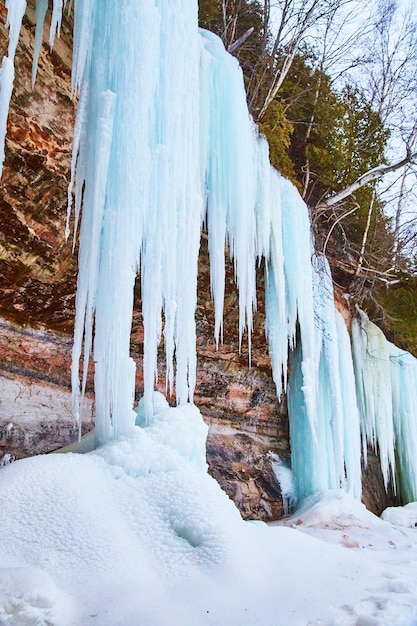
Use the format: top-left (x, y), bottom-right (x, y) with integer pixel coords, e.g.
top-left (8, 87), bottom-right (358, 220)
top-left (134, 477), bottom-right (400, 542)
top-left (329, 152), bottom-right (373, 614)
top-left (301, 0), bottom-right (366, 199)
top-left (247, 0), bottom-right (333, 120)
top-left (364, 0), bottom-right (417, 257)
top-left (315, 0), bottom-right (417, 275)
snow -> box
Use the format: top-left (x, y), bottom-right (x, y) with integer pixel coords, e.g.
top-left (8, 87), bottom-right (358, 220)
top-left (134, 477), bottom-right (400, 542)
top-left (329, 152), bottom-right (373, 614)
top-left (382, 502), bottom-right (417, 528)
top-left (1, 404), bottom-right (417, 625)
top-left (2, 1), bottom-right (417, 622)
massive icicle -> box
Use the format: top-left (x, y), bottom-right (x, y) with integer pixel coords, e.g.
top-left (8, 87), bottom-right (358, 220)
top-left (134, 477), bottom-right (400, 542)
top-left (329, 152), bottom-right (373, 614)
top-left (287, 256), bottom-right (361, 501)
top-left (200, 30), bottom-right (257, 355)
top-left (352, 310), bottom-right (396, 489)
top-left (68, 1), bottom-right (202, 443)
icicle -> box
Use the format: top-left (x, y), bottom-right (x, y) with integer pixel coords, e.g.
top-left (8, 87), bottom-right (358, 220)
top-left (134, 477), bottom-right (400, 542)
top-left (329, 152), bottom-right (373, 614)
top-left (5, 0), bottom-right (26, 59)
top-left (254, 135), bottom-right (272, 262)
top-left (200, 30), bottom-right (257, 356)
top-left (70, 0), bottom-right (94, 95)
top-left (389, 343), bottom-right (417, 502)
top-left (335, 312), bottom-right (362, 500)
top-left (67, 1), bottom-right (204, 438)
top-left (351, 310), bottom-right (396, 491)
top-left (0, 58), bottom-right (14, 175)
top-left (264, 169), bottom-right (287, 395)
top-left (281, 178), bottom-right (317, 440)
top-left (49, 0), bottom-right (63, 48)
top-left (71, 89), bottom-right (117, 428)
top-left (352, 310), bottom-right (417, 500)
top-left (32, 0), bottom-right (48, 88)
top-left (288, 256), bottom-right (362, 501)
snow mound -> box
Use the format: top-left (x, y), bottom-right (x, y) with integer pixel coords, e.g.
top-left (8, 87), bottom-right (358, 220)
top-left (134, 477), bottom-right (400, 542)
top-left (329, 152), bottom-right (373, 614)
top-left (0, 566), bottom-right (73, 626)
top-left (285, 489), bottom-right (380, 529)
top-left (382, 502), bottom-right (417, 528)
top-left (278, 489), bottom-right (412, 551)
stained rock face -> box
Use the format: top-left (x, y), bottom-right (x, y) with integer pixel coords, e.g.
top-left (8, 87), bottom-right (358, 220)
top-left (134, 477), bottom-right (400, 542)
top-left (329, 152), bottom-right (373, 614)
top-left (0, 317), bottom-right (94, 459)
top-left (0, 3), bottom-right (76, 332)
top-left (0, 5), bottom-right (397, 521)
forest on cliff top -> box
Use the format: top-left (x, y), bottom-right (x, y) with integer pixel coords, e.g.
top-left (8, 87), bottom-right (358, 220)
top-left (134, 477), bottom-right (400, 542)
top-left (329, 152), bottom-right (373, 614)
top-left (199, 0), bottom-right (417, 355)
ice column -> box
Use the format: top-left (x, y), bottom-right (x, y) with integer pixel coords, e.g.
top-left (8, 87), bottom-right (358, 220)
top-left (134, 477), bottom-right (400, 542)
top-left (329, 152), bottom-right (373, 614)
top-left (68, 1), bottom-right (202, 443)
top-left (288, 256), bottom-right (361, 500)
top-left (352, 310), bottom-right (396, 490)
top-left (281, 180), bottom-right (315, 357)
top-left (389, 343), bottom-right (417, 502)
top-left (200, 30), bottom-right (257, 356)
top-left (352, 309), bottom-right (417, 500)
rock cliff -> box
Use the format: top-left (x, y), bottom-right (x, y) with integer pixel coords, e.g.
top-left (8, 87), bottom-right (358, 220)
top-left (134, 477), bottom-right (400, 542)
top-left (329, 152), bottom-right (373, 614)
top-left (0, 4), bottom-right (398, 520)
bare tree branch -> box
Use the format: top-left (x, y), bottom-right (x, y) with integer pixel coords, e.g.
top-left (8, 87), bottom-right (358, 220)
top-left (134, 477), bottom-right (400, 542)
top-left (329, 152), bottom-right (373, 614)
top-left (228, 27), bottom-right (254, 54)
top-left (318, 150), bottom-right (417, 209)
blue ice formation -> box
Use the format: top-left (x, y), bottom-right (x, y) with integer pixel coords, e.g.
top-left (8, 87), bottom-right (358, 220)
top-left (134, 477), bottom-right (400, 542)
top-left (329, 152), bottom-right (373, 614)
top-left (352, 310), bottom-right (417, 502)
top-left (2, 0), bottom-right (417, 506)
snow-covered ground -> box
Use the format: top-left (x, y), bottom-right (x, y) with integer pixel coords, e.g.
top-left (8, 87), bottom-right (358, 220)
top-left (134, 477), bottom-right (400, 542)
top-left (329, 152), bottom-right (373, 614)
top-left (0, 396), bottom-right (416, 626)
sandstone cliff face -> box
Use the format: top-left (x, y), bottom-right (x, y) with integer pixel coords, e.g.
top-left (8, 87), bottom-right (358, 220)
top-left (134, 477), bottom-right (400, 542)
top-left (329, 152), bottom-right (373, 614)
top-left (0, 3), bottom-right (76, 331)
top-left (0, 5), bottom-right (397, 520)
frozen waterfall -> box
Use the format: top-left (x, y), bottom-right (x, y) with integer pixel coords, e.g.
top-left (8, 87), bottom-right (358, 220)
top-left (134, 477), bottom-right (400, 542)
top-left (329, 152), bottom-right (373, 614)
top-left (3, 0), bottom-right (417, 507)
top-left (352, 311), bottom-right (417, 502)
top-left (62, 1), bottom-right (363, 500)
